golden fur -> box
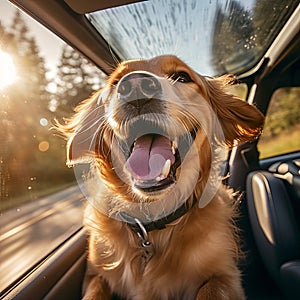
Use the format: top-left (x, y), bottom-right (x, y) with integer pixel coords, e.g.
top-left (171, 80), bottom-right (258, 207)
top-left (60, 55), bottom-right (264, 299)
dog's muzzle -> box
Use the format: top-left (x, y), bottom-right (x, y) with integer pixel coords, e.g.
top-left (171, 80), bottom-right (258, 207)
top-left (116, 71), bottom-right (162, 110)
top-left (113, 71), bottom-right (197, 193)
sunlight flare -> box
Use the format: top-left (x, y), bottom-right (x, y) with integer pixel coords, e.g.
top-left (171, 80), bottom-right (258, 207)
top-left (0, 51), bottom-right (17, 89)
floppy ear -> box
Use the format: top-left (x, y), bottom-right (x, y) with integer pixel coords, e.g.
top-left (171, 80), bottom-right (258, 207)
top-left (57, 91), bottom-right (105, 166)
top-left (204, 75), bottom-right (264, 147)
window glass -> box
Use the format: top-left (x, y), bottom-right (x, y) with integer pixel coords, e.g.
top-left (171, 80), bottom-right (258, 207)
top-left (0, 1), bottom-right (106, 291)
top-left (0, 4), bottom-right (106, 211)
top-left (225, 83), bottom-right (248, 100)
top-left (87, 0), bottom-right (298, 76)
top-left (258, 87), bottom-right (300, 159)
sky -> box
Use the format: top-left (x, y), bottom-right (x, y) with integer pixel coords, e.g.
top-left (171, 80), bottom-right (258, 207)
top-left (0, 0), bottom-right (64, 74)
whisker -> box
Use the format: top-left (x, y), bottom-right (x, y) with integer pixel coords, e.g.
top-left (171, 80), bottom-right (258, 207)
top-left (76, 115), bottom-right (105, 137)
top-left (96, 121), bottom-right (112, 158)
top-left (80, 103), bottom-right (104, 122)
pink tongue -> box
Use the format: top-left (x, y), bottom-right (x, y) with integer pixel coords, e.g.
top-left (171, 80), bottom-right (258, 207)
top-left (125, 135), bottom-right (175, 181)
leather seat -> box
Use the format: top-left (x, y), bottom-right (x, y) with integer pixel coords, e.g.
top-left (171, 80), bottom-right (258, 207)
top-left (246, 159), bottom-right (300, 299)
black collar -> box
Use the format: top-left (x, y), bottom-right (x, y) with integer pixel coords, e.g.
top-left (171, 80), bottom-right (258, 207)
top-left (121, 195), bottom-right (198, 234)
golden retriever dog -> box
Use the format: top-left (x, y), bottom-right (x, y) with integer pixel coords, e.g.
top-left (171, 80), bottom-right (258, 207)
top-left (60, 55), bottom-right (264, 300)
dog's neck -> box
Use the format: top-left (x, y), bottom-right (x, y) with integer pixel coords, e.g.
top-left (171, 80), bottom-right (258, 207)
top-left (119, 194), bottom-right (198, 268)
top-left (121, 194), bottom-right (198, 233)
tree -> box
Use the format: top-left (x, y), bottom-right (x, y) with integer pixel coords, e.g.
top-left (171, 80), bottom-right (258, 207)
top-left (55, 44), bottom-right (106, 117)
top-left (263, 87), bottom-right (300, 139)
top-left (211, 0), bottom-right (298, 75)
top-left (0, 10), bottom-right (54, 204)
top-left (1, 9), bottom-right (107, 209)
top-left (252, 0), bottom-right (299, 53)
top-left (211, 1), bottom-right (255, 75)
top-left (0, 22), bottom-right (11, 203)
top-left (9, 10), bottom-right (31, 55)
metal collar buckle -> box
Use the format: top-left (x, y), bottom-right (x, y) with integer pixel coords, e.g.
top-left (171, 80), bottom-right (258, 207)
top-left (134, 218), bottom-right (151, 247)
top-left (134, 218), bottom-right (155, 266)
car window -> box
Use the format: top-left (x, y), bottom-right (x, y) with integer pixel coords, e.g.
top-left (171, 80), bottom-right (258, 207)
top-left (0, 1), bottom-right (106, 292)
top-left (258, 87), bottom-right (300, 159)
top-left (0, 4), bottom-right (106, 211)
top-left (225, 83), bottom-right (248, 100)
top-left (86, 0), bottom-right (298, 76)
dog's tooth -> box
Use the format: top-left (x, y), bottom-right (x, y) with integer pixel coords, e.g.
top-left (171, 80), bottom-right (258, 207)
top-left (172, 145), bottom-right (176, 154)
top-left (161, 159), bottom-right (171, 178)
top-left (172, 138), bottom-right (178, 150)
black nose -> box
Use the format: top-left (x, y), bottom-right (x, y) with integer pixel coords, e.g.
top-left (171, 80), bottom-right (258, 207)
top-left (117, 72), bottom-right (161, 108)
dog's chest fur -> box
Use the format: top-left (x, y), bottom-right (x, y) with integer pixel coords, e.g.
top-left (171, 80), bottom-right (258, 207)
top-left (85, 191), bottom-right (237, 300)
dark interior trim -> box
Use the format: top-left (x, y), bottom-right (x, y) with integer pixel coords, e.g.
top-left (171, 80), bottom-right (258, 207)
top-left (64, 0), bottom-right (144, 14)
top-left (8, 0), bottom-right (120, 74)
top-left (1, 229), bottom-right (87, 300)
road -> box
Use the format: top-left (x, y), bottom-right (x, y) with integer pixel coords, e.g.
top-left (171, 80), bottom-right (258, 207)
top-left (0, 185), bottom-right (85, 293)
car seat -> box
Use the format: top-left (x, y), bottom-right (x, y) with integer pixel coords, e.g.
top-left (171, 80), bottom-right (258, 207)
top-left (246, 159), bottom-right (300, 299)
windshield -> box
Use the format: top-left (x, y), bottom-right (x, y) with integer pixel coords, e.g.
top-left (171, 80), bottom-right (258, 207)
top-left (87, 0), bottom-right (298, 76)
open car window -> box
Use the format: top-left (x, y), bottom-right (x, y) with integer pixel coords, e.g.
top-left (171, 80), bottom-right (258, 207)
top-left (0, 1), bottom-right (106, 293)
top-left (258, 87), bottom-right (300, 159)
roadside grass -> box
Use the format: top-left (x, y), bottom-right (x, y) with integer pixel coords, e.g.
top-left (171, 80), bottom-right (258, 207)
top-left (258, 124), bottom-right (300, 159)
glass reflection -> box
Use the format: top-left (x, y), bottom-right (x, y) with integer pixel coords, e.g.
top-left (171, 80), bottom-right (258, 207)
top-left (88, 0), bottom-right (298, 76)
top-left (0, 5), bottom-right (106, 211)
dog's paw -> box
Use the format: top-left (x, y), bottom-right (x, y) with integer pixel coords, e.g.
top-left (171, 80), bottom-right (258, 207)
top-left (82, 276), bottom-right (111, 300)
top-left (196, 276), bottom-right (245, 300)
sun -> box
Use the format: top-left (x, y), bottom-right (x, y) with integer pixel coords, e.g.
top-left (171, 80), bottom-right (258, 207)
top-left (0, 51), bottom-right (17, 89)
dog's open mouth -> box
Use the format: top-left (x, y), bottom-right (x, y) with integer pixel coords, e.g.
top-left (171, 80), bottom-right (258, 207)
top-left (125, 134), bottom-right (177, 192)
top-left (121, 127), bottom-right (196, 192)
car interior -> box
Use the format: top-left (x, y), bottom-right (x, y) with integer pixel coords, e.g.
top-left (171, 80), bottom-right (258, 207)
top-left (1, 0), bottom-right (299, 299)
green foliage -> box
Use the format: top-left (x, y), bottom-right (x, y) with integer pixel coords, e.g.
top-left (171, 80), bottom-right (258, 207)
top-left (211, 0), bottom-right (298, 75)
top-left (211, 1), bottom-right (255, 74)
top-left (1, 10), bottom-right (52, 205)
top-left (258, 87), bottom-right (300, 158)
top-left (252, 0), bottom-right (298, 52)
top-left (261, 87), bottom-right (300, 139)
top-left (0, 10), bottom-right (106, 211)
top-left (259, 123), bottom-right (300, 159)
top-left (55, 44), bottom-right (106, 118)
top-left (211, 0), bottom-right (300, 159)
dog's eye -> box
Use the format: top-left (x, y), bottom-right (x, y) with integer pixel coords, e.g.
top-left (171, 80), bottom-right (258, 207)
top-left (170, 71), bottom-right (193, 83)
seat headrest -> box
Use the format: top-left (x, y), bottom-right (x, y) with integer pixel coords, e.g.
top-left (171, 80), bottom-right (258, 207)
top-left (269, 159), bottom-right (300, 176)
top-left (268, 159), bottom-right (300, 200)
